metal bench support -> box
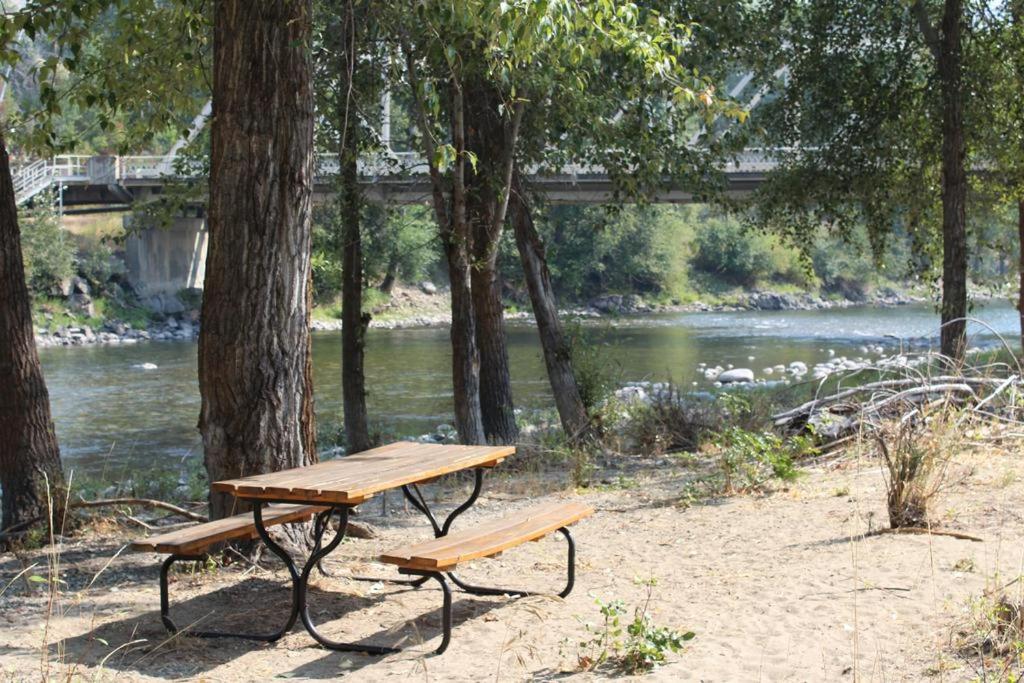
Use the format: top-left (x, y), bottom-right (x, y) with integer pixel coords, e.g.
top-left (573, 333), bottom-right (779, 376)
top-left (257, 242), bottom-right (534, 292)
top-left (445, 526), bottom-right (577, 598)
top-left (159, 554), bottom-right (300, 642)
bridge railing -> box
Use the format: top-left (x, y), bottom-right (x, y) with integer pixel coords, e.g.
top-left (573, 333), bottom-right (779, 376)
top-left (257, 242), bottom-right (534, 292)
top-left (12, 147), bottom-right (787, 206)
top-left (51, 155), bottom-right (90, 178)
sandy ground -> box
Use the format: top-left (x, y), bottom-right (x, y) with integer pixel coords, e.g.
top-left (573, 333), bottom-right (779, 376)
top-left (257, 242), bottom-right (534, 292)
top-left (2, 440), bottom-right (1023, 682)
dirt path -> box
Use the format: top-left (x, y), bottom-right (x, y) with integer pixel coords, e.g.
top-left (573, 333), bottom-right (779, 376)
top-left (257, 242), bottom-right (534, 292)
top-left (2, 444), bottom-right (1022, 681)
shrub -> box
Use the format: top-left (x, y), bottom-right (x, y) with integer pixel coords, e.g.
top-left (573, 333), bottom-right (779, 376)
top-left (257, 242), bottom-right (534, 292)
top-left (954, 581), bottom-right (1024, 681)
top-left (311, 202), bottom-right (440, 302)
top-left (712, 426), bottom-right (815, 493)
top-left (578, 578), bottom-right (695, 674)
top-left (625, 384), bottom-right (720, 455)
top-left (20, 192), bottom-right (75, 294)
top-left (566, 322), bottom-right (620, 412)
top-left (692, 214), bottom-right (775, 287)
top-left (311, 249), bottom-right (343, 303)
top-left (810, 229), bottom-right (877, 299)
top-left (77, 240), bottom-right (125, 295)
top-left (874, 413), bottom-right (954, 529)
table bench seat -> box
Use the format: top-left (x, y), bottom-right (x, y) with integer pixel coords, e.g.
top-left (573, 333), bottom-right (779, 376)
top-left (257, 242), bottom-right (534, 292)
top-left (130, 504), bottom-right (325, 556)
top-left (380, 501), bottom-right (593, 571)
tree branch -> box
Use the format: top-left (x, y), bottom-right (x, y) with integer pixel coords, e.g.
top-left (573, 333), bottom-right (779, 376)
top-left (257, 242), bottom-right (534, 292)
top-left (72, 497), bottom-right (206, 522)
top-left (911, 1), bottom-right (942, 61)
top-left (401, 36), bottom-right (450, 230)
top-left (488, 98), bottom-right (526, 251)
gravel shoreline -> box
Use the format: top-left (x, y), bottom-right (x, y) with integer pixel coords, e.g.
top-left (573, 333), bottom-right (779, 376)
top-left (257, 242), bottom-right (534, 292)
top-left (34, 288), bottom-right (938, 348)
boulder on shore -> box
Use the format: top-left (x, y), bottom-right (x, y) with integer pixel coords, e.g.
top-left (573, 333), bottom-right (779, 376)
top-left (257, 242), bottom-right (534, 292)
top-left (717, 368), bottom-right (755, 384)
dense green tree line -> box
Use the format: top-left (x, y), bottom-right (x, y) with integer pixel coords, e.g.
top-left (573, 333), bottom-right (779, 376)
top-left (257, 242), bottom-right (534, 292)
top-left (308, 202), bottom-right (1019, 306)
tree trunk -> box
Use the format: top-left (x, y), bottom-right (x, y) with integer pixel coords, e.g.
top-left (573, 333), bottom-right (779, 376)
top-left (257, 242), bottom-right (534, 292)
top-left (937, 0), bottom-right (968, 360)
top-left (0, 135), bottom-right (65, 532)
top-left (445, 236), bottom-right (487, 445)
top-left (1018, 200), bottom-right (1024, 356)
top-left (445, 80), bottom-right (486, 444)
top-left (510, 173), bottom-right (594, 444)
top-left (200, 0), bottom-right (317, 521)
top-left (338, 2), bottom-right (372, 454)
top-left (466, 79), bottom-right (517, 444)
top-left (471, 257), bottom-right (518, 443)
top-left (377, 254), bottom-right (399, 294)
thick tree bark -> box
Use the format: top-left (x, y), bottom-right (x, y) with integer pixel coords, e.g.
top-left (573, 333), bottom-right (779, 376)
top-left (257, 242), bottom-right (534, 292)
top-left (935, 0), bottom-right (968, 359)
top-left (200, 0), bottom-right (317, 520)
top-left (444, 223), bottom-right (487, 444)
top-left (466, 80), bottom-right (517, 444)
top-left (470, 261), bottom-right (517, 442)
top-left (1018, 200), bottom-right (1024, 355)
top-left (0, 135), bottom-right (65, 532)
top-left (510, 172), bottom-right (594, 444)
top-left (338, 3), bottom-right (372, 454)
top-left (377, 254), bottom-right (399, 294)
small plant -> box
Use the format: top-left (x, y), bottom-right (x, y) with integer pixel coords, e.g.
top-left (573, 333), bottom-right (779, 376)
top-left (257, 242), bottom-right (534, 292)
top-left (564, 442), bottom-right (596, 488)
top-left (953, 578), bottom-right (1024, 682)
top-left (77, 240), bottom-right (125, 294)
top-left (712, 426), bottom-right (815, 493)
top-left (873, 411), bottom-right (955, 529)
top-left (578, 578), bottom-right (695, 674)
top-left (626, 383), bottom-right (720, 455)
top-left (565, 321), bottom-right (621, 412)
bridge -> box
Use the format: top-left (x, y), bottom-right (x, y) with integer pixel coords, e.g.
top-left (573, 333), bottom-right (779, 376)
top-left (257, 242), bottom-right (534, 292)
top-left (11, 147), bottom-right (781, 298)
top-left (11, 149), bottom-right (782, 211)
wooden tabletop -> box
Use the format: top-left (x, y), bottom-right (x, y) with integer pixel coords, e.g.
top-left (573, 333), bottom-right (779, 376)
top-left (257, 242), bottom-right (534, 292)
top-left (211, 441), bottom-right (515, 505)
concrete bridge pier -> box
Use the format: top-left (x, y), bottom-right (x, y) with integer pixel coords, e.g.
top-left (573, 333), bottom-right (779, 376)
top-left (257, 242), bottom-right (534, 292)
top-left (123, 212), bottom-right (207, 300)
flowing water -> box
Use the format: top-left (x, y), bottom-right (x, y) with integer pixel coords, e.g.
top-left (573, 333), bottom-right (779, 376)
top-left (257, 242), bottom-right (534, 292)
top-left (39, 301), bottom-right (1021, 482)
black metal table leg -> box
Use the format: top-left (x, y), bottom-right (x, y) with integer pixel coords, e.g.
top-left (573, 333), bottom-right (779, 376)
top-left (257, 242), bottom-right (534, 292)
top-left (402, 467), bottom-right (484, 537)
top-left (351, 468), bottom-right (486, 588)
top-left (159, 553), bottom-right (300, 641)
top-left (252, 501), bottom-right (450, 655)
top-left (398, 570), bottom-right (453, 655)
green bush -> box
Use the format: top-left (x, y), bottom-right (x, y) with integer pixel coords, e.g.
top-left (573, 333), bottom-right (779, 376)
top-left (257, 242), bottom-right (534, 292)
top-left (77, 240), bottom-right (125, 295)
top-left (20, 192), bottom-right (75, 294)
top-left (521, 205), bottom-right (685, 301)
top-left (811, 229), bottom-right (877, 299)
top-left (692, 213), bottom-right (777, 287)
top-left (311, 201), bottom-right (440, 302)
top-left (565, 322), bottom-right (620, 412)
top-left (712, 426), bottom-right (816, 493)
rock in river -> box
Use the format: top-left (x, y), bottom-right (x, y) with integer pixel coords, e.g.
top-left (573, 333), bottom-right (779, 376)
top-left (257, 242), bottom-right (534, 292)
top-left (717, 368), bottom-right (755, 384)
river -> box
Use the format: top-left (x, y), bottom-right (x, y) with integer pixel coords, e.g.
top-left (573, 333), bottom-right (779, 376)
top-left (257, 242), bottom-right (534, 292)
top-left (39, 301), bottom-right (1020, 481)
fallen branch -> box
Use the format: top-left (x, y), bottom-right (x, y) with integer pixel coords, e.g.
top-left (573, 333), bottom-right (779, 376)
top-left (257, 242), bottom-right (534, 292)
top-left (774, 376), bottom-right (1009, 424)
top-left (1, 497), bottom-right (206, 540)
top-left (866, 527), bottom-right (983, 542)
top-left (869, 383), bottom-right (976, 413)
top-left (73, 497), bottom-right (206, 522)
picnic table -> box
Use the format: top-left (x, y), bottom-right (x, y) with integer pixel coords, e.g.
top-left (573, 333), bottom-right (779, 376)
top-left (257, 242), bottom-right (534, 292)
top-left (132, 441), bottom-right (592, 655)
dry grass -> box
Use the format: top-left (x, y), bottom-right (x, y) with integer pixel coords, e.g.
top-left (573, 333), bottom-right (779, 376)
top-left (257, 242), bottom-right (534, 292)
top-left (953, 574), bottom-right (1024, 681)
top-left (873, 406), bottom-right (960, 529)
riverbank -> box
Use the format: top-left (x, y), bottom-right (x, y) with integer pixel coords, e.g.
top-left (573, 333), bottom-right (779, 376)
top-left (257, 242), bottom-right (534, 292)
top-left (311, 282), bottom-right (935, 332)
top-left (31, 280), bottom-right (1002, 348)
top-left (1, 423), bottom-right (1020, 680)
